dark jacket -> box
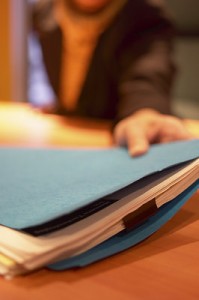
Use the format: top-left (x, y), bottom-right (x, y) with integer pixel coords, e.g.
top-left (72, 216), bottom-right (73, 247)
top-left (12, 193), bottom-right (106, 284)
top-left (31, 0), bottom-right (176, 122)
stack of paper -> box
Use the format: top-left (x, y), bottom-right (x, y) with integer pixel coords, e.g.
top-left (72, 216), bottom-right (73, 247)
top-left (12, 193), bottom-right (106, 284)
top-left (0, 140), bottom-right (198, 278)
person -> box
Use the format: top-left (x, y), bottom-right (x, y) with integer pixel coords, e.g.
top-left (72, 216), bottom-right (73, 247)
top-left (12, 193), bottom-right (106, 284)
top-left (28, 0), bottom-right (192, 156)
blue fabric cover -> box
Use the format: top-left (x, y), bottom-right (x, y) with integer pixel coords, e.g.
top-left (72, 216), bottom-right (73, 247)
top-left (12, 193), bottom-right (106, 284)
top-left (0, 140), bottom-right (199, 229)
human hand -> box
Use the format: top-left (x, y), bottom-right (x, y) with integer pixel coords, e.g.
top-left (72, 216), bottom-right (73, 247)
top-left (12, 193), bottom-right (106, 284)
top-left (113, 108), bottom-right (193, 156)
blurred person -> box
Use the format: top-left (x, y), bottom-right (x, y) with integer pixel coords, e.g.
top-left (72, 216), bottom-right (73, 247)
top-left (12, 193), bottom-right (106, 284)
top-left (28, 0), bottom-right (192, 156)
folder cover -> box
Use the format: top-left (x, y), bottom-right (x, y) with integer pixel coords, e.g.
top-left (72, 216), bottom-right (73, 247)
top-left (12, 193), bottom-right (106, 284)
top-left (0, 139), bottom-right (199, 232)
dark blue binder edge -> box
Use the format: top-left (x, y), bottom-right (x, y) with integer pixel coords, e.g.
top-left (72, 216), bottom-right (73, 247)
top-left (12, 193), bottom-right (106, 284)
top-left (48, 180), bottom-right (199, 270)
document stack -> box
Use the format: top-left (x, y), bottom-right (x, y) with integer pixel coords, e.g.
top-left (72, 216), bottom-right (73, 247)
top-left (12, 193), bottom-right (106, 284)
top-left (0, 140), bottom-right (198, 278)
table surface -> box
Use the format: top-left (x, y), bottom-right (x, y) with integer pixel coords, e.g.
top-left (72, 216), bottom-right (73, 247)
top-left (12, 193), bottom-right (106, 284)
top-left (0, 102), bottom-right (199, 300)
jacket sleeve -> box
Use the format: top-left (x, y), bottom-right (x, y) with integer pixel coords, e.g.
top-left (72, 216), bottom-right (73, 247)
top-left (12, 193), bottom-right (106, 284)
top-left (115, 1), bottom-right (176, 122)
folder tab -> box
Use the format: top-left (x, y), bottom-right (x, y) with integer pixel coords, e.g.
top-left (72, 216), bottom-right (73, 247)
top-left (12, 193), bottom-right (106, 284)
top-left (123, 199), bottom-right (158, 230)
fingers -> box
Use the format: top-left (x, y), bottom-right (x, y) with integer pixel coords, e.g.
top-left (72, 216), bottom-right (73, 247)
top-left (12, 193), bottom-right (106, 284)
top-left (113, 112), bottom-right (193, 158)
top-left (126, 127), bottom-right (149, 156)
top-left (113, 121), bottom-right (149, 157)
top-left (158, 116), bottom-right (194, 143)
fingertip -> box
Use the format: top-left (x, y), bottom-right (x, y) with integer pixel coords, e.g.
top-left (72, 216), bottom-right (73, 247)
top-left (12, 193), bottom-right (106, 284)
top-left (129, 145), bottom-right (149, 157)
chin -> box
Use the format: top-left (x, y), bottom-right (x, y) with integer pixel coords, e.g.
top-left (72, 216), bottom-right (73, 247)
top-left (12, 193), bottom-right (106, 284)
top-left (66, 0), bottom-right (112, 14)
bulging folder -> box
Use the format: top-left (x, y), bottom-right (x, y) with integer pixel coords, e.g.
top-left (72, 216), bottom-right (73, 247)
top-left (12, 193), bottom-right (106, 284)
top-left (0, 139), bottom-right (198, 277)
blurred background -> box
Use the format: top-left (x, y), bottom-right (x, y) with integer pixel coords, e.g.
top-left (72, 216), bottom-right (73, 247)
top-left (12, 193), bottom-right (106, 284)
top-left (167, 0), bottom-right (199, 119)
top-left (0, 0), bottom-right (198, 119)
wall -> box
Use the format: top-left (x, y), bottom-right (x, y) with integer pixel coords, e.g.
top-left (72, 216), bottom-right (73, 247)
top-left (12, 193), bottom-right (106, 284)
top-left (0, 1), bottom-right (28, 102)
top-left (167, 0), bottom-right (199, 119)
top-left (0, 1), bottom-right (11, 101)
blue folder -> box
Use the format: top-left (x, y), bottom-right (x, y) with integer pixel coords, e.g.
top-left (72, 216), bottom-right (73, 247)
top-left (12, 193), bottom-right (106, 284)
top-left (0, 139), bottom-right (199, 235)
top-left (48, 180), bottom-right (199, 270)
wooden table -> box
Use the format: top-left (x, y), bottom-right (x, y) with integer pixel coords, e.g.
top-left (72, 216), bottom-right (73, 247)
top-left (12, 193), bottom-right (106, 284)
top-left (0, 102), bottom-right (113, 147)
top-left (0, 103), bottom-right (199, 300)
